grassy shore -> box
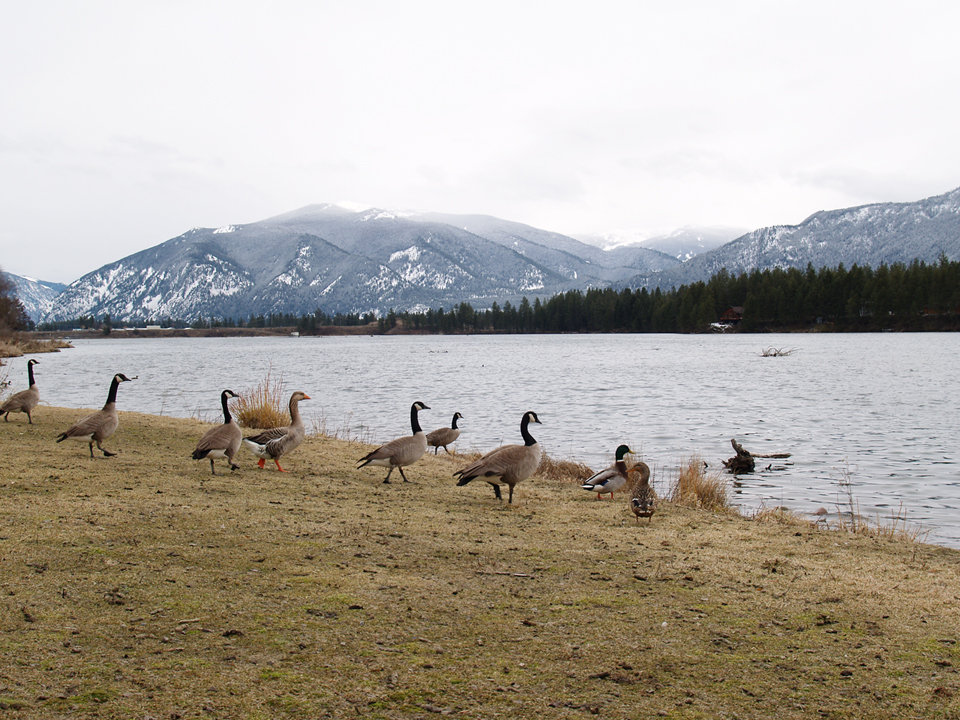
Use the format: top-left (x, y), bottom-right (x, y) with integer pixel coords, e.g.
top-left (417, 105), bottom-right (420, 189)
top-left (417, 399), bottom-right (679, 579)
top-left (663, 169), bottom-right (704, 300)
top-left (2, 407), bottom-right (959, 719)
top-left (0, 338), bottom-right (72, 359)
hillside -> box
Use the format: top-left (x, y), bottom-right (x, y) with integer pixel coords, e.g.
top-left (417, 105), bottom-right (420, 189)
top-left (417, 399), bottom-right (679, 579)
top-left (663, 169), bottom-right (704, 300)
top-left (1, 272), bottom-right (67, 323)
top-left (640, 186), bottom-right (960, 289)
top-left (23, 185), bottom-right (960, 323)
top-left (41, 206), bottom-right (675, 324)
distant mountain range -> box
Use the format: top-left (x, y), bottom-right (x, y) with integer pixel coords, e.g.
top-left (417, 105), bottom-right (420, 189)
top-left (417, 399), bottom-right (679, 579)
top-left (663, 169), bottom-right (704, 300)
top-left (636, 186), bottom-right (960, 290)
top-left (577, 227), bottom-right (744, 261)
top-left (35, 206), bottom-right (678, 324)
top-left (9, 186), bottom-right (960, 324)
top-left (1, 273), bottom-right (67, 322)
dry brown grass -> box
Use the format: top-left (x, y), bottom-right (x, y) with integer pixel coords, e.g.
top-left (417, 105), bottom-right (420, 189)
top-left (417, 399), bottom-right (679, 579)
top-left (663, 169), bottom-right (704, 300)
top-left (830, 464), bottom-right (930, 543)
top-left (2, 408), bottom-right (960, 719)
top-left (752, 504), bottom-right (804, 524)
top-left (0, 339), bottom-right (20, 358)
top-left (0, 337), bottom-right (73, 358)
top-left (669, 455), bottom-right (731, 511)
top-left (537, 452), bottom-right (594, 483)
top-left (233, 367), bottom-right (287, 429)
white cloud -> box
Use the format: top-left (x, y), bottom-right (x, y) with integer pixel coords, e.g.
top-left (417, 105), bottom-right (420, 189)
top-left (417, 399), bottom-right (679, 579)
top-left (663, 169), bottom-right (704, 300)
top-left (2, 0), bottom-right (959, 281)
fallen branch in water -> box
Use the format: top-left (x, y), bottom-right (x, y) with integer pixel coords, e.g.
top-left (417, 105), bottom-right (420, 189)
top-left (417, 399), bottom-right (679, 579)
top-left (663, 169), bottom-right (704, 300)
top-left (761, 347), bottom-right (796, 357)
top-left (723, 438), bottom-right (792, 474)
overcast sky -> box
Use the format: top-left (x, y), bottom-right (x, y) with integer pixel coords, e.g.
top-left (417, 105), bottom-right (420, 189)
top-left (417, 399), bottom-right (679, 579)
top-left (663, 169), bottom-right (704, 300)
top-left (2, 1), bottom-right (959, 283)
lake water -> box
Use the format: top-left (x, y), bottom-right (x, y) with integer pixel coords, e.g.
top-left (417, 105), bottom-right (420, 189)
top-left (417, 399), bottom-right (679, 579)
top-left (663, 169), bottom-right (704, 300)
top-left (16, 333), bottom-right (960, 547)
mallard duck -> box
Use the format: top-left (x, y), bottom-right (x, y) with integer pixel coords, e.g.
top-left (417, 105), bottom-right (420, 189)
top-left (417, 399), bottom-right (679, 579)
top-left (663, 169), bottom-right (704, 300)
top-left (242, 390), bottom-right (310, 472)
top-left (357, 401), bottom-right (430, 483)
top-left (628, 461), bottom-right (655, 523)
top-left (580, 444), bottom-right (634, 499)
top-left (454, 410), bottom-right (542, 504)
top-left (1, 358), bottom-right (39, 424)
top-left (192, 389), bottom-right (243, 475)
top-left (55, 373), bottom-right (134, 457)
top-left (427, 411), bottom-right (463, 454)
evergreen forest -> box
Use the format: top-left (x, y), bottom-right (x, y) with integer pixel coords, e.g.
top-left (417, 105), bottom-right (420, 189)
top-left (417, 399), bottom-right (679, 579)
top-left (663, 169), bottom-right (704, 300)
top-left (35, 258), bottom-right (960, 334)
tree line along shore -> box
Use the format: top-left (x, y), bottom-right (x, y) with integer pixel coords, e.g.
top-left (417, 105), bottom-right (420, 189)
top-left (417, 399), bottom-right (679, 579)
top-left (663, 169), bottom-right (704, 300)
top-left (25, 257), bottom-right (960, 336)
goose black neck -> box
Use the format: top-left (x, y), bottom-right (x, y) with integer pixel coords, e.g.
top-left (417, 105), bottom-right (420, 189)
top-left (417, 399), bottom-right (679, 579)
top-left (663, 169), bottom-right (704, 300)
top-left (27, 361), bottom-right (36, 387)
top-left (451, 413), bottom-right (460, 429)
top-left (221, 391), bottom-right (233, 423)
top-left (106, 375), bottom-right (122, 405)
top-left (410, 404), bottom-right (423, 434)
top-left (520, 414), bottom-right (537, 447)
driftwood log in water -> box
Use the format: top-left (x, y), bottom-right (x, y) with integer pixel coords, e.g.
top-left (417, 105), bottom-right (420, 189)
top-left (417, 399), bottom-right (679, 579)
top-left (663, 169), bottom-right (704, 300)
top-left (722, 438), bottom-right (792, 474)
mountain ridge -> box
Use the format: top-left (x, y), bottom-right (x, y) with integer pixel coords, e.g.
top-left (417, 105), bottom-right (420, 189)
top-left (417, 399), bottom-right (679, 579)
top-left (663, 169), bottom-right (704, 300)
top-left (12, 185), bottom-right (960, 324)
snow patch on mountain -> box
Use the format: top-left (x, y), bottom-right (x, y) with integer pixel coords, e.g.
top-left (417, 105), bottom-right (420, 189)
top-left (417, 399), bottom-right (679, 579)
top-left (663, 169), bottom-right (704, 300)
top-left (390, 246), bottom-right (422, 264)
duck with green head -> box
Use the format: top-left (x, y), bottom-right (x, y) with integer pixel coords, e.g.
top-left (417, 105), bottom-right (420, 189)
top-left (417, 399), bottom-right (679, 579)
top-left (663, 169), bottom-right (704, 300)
top-left (580, 444), bottom-right (634, 499)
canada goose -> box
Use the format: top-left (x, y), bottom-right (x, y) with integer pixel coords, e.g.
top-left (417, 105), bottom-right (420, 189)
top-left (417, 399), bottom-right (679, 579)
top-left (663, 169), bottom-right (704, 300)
top-left (580, 444), bottom-right (634, 499)
top-left (426, 411), bottom-right (463, 454)
top-left (242, 390), bottom-right (310, 472)
top-left (628, 461), bottom-right (655, 523)
top-left (55, 373), bottom-right (134, 457)
top-left (357, 401), bottom-right (430, 483)
top-left (1, 358), bottom-right (39, 423)
top-left (192, 389), bottom-right (243, 475)
top-left (454, 410), bottom-right (542, 504)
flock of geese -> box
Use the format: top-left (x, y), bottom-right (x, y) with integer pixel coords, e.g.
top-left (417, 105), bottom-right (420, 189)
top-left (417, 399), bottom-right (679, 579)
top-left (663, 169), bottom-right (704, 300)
top-left (1, 359), bottom-right (656, 521)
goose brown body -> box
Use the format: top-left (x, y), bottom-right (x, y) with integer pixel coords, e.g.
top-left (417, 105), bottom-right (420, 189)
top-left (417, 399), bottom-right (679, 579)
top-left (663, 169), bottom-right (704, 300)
top-left (55, 373), bottom-right (134, 457)
top-left (454, 411), bottom-right (542, 504)
top-left (426, 411), bottom-right (463, 454)
top-left (242, 391), bottom-right (310, 472)
top-left (1, 359), bottom-right (39, 424)
top-left (357, 401), bottom-right (430, 483)
top-left (192, 389), bottom-right (243, 475)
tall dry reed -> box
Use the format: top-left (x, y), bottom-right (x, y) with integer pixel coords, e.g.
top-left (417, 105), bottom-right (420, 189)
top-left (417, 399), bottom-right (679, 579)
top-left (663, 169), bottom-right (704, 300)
top-left (669, 456), bottom-right (730, 511)
top-left (538, 453), bottom-right (595, 483)
top-left (234, 368), bottom-right (287, 429)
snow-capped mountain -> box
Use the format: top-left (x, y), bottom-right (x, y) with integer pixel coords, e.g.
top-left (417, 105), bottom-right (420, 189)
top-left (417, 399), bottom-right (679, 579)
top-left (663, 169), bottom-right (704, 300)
top-left (42, 205), bottom-right (676, 323)
top-left (578, 226), bottom-right (742, 261)
top-left (633, 186), bottom-right (960, 289)
top-left (34, 186), bottom-right (960, 324)
top-left (1, 272), bottom-right (67, 322)
top-left (636, 227), bottom-right (745, 261)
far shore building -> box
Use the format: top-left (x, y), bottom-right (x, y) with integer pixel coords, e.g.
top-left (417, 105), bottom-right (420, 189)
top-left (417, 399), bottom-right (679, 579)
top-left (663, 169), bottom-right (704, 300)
top-left (719, 306), bottom-right (744, 325)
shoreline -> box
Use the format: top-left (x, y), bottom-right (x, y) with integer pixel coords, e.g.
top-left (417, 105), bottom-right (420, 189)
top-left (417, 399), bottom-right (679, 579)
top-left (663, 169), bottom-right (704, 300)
top-left (2, 407), bottom-right (959, 717)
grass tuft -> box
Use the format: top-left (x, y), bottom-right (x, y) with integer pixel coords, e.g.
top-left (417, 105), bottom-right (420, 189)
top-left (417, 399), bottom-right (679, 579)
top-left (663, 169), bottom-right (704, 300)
top-left (669, 456), bottom-right (730, 511)
top-left (0, 337), bottom-right (73, 358)
top-left (537, 453), bottom-right (594, 483)
top-left (753, 504), bottom-right (803, 525)
top-left (832, 464), bottom-right (928, 542)
top-left (234, 367), bottom-right (287, 429)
